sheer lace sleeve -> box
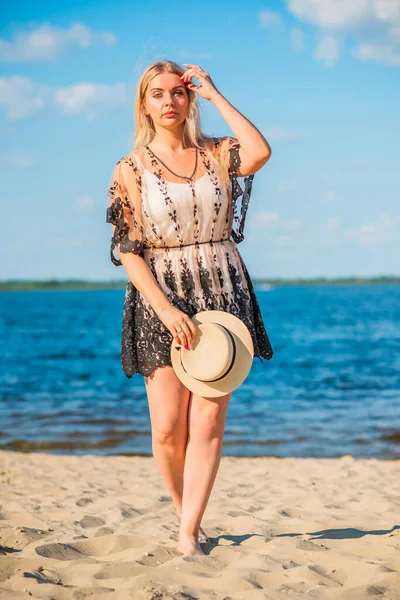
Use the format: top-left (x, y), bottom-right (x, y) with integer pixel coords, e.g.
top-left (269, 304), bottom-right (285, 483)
top-left (106, 155), bottom-right (145, 266)
top-left (212, 136), bottom-right (255, 245)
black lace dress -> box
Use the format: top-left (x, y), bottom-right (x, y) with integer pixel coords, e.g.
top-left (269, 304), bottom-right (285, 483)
top-left (106, 136), bottom-right (274, 379)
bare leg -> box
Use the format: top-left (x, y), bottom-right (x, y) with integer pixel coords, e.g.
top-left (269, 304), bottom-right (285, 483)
top-left (177, 391), bottom-right (231, 556)
top-left (144, 366), bottom-right (191, 519)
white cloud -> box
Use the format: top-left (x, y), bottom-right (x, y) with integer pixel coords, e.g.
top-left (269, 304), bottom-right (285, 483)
top-left (344, 213), bottom-right (400, 244)
top-left (71, 237), bottom-right (91, 248)
top-left (43, 236), bottom-right (93, 250)
top-left (285, 217), bottom-right (303, 230)
top-left (286, 0), bottom-right (400, 29)
top-left (258, 10), bottom-right (283, 28)
top-left (265, 126), bottom-right (308, 142)
top-left (0, 76), bottom-right (50, 120)
top-left (345, 223), bottom-right (382, 244)
top-left (277, 182), bottom-right (297, 193)
top-left (290, 27), bottom-right (305, 51)
top-left (325, 216), bottom-right (340, 231)
top-left (249, 213), bottom-right (305, 236)
top-left (285, 0), bottom-right (400, 66)
top-left (0, 76), bottom-right (130, 121)
top-left (379, 212), bottom-right (400, 227)
top-left (353, 41), bottom-right (400, 65)
top-left (313, 34), bottom-right (341, 65)
top-left (276, 234), bottom-right (294, 246)
top-left (42, 239), bottom-right (65, 250)
top-left (0, 23), bottom-right (115, 63)
top-left (249, 211), bottom-right (280, 229)
top-left (323, 190), bottom-right (336, 201)
top-left (75, 195), bottom-right (96, 213)
top-left (55, 82), bottom-right (129, 119)
top-left (0, 151), bottom-right (35, 169)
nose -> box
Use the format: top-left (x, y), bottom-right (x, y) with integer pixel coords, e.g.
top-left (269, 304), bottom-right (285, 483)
top-left (164, 102), bottom-right (176, 112)
top-left (164, 91), bottom-right (176, 104)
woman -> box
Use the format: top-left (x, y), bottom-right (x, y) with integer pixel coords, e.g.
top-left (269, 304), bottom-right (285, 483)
top-left (106, 60), bottom-right (274, 556)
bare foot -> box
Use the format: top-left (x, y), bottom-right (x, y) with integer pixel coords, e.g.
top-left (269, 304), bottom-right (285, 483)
top-left (177, 534), bottom-right (205, 556)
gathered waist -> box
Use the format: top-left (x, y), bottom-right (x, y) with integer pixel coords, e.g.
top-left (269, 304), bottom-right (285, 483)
top-left (143, 238), bottom-right (232, 252)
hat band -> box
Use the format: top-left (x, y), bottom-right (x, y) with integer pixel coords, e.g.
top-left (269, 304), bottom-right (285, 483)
top-left (181, 326), bottom-right (237, 383)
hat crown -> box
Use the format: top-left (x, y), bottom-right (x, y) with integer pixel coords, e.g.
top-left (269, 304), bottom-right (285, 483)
top-left (170, 309), bottom-right (254, 398)
top-left (180, 323), bottom-right (234, 382)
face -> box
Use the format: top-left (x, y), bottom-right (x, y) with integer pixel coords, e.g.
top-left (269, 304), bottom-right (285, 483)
top-left (143, 72), bottom-right (189, 129)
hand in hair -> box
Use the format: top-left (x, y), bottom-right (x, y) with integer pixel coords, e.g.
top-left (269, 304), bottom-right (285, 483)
top-left (180, 63), bottom-right (220, 101)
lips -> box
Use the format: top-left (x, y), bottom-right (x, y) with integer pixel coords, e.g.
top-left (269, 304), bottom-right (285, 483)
top-left (163, 112), bottom-right (177, 116)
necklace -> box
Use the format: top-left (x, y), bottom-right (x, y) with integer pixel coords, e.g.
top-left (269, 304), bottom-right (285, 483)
top-left (145, 145), bottom-right (199, 181)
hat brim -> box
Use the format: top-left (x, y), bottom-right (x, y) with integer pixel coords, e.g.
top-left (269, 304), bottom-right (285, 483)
top-left (170, 310), bottom-right (254, 398)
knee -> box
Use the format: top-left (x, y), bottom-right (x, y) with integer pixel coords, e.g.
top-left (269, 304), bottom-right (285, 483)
top-left (152, 421), bottom-right (187, 447)
top-left (193, 406), bottom-right (225, 441)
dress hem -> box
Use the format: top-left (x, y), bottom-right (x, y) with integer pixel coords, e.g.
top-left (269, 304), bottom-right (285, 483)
top-left (122, 351), bottom-right (273, 380)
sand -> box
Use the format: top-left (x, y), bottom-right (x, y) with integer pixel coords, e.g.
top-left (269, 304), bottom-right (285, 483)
top-left (0, 449), bottom-right (399, 599)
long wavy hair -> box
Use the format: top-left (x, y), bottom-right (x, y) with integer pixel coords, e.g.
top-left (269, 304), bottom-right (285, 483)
top-left (133, 59), bottom-right (213, 151)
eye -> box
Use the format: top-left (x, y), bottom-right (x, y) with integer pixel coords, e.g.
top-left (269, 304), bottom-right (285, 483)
top-left (151, 90), bottom-right (184, 99)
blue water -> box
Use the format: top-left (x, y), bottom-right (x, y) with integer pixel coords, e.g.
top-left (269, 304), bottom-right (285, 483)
top-left (0, 285), bottom-right (399, 458)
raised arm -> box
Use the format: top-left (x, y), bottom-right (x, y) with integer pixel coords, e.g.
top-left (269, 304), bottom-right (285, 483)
top-left (209, 92), bottom-right (271, 177)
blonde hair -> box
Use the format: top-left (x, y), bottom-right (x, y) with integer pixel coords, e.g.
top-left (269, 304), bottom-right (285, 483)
top-left (133, 59), bottom-right (212, 150)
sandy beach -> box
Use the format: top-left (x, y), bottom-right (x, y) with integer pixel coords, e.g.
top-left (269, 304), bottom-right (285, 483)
top-left (0, 449), bottom-right (399, 599)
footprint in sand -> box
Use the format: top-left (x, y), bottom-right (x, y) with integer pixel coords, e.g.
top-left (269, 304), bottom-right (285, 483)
top-left (76, 515), bottom-right (105, 528)
top-left (35, 542), bottom-right (88, 561)
top-left (278, 507), bottom-right (312, 519)
top-left (120, 503), bottom-right (143, 519)
top-left (24, 566), bottom-right (63, 585)
top-left (75, 496), bottom-right (93, 507)
top-left (282, 560), bottom-right (301, 569)
top-left (94, 546), bottom-right (181, 580)
top-left (35, 534), bottom-right (156, 561)
top-left (94, 561), bottom-right (148, 580)
top-left (308, 563), bottom-right (346, 588)
top-left (94, 527), bottom-right (114, 537)
top-left (296, 539), bottom-right (326, 552)
top-left (0, 526), bottom-right (50, 552)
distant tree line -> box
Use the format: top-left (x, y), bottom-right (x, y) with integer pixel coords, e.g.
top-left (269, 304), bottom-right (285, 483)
top-left (0, 276), bottom-right (399, 291)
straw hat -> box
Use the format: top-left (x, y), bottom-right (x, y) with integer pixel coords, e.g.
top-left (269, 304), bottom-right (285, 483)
top-left (170, 310), bottom-right (254, 397)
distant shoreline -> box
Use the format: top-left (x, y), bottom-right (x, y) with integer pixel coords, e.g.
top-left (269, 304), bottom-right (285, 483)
top-left (1, 276), bottom-right (399, 291)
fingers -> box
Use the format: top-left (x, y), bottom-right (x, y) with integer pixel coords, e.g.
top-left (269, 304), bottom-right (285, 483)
top-left (187, 319), bottom-right (198, 342)
top-left (173, 317), bottom-right (198, 349)
top-left (181, 70), bottom-right (198, 83)
top-left (183, 63), bottom-right (200, 71)
top-left (181, 67), bottom-right (206, 83)
top-left (175, 318), bottom-right (192, 348)
top-left (183, 63), bottom-right (206, 74)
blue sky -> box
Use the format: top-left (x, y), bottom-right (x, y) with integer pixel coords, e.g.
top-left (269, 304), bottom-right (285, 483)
top-left (1, 0), bottom-right (399, 281)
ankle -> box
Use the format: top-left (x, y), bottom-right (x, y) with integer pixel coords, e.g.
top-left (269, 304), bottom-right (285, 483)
top-left (179, 520), bottom-right (199, 537)
top-left (179, 530), bottom-right (198, 542)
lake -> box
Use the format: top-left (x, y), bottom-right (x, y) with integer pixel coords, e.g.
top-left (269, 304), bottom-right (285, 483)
top-left (0, 284), bottom-right (399, 458)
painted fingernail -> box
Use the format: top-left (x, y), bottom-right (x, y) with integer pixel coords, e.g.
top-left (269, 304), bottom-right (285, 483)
top-left (184, 344), bottom-right (189, 350)
top-left (189, 344), bottom-right (193, 350)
